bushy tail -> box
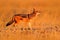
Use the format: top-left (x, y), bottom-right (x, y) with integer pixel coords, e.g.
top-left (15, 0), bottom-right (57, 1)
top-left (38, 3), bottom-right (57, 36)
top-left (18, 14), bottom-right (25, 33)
top-left (6, 19), bottom-right (14, 26)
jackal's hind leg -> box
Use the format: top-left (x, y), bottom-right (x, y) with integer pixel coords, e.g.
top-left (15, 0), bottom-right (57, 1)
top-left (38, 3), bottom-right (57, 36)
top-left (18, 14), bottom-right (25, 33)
top-left (13, 22), bottom-right (17, 27)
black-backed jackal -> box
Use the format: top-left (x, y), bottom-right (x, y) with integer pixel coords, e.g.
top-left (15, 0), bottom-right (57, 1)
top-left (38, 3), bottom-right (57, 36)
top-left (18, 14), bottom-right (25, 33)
top-left (6, 8), bottom-right (40, 27)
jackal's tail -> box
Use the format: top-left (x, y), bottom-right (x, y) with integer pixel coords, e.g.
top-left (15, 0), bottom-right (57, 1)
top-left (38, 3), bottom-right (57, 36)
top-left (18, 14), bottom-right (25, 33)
top-left (6, 18), bottom-right (14, 26)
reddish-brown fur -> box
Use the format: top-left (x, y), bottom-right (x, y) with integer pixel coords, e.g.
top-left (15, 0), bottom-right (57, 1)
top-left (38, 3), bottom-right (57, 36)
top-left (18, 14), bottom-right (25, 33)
top-left (6, 8), bottom-right (40, 26)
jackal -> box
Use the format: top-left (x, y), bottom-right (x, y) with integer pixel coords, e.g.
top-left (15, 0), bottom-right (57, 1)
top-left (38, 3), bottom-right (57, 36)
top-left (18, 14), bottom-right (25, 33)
top-left (6, 8), bottom-right (40, 27)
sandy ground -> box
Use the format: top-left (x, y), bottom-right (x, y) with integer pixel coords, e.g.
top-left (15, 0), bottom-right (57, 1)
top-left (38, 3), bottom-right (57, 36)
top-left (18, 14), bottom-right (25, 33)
top-left (0, 0), bottom-right (60, 40)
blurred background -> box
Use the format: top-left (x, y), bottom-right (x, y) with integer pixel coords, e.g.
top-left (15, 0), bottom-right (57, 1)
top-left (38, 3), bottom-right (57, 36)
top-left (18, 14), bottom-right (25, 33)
top-left (0, 0), bottom-right (60, 40)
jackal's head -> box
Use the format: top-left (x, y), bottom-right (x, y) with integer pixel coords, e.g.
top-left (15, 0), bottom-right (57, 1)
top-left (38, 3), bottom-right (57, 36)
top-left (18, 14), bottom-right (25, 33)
top-left (32, 8), bottom-right (41, 16)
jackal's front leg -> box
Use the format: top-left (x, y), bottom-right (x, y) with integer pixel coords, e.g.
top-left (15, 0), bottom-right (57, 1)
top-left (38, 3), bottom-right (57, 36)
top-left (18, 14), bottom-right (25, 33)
top-left (28, 22), bottom-right (32, 28)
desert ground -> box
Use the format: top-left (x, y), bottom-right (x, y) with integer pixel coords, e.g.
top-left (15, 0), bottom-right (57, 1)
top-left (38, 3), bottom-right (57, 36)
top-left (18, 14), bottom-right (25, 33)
top-left (0, 0), bottom-right (60, 40)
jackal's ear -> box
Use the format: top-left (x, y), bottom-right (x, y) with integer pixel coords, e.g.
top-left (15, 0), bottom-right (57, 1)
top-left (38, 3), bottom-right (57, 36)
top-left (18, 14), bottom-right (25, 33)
top-left (32, 8), bottom-right (35, 12)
